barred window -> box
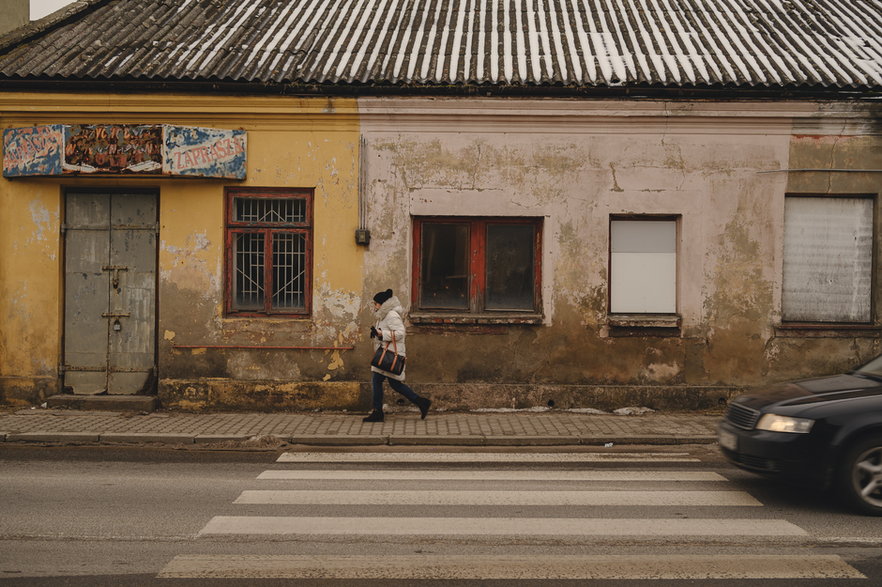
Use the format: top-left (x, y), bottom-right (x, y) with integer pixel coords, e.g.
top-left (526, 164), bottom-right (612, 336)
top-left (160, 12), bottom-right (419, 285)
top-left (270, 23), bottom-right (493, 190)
top-left (225, 189), bottom-right (312, 316)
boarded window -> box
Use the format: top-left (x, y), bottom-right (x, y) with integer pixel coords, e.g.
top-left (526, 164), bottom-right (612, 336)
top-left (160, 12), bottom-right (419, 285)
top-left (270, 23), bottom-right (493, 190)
top-left (610, 219), bottom-right (677, 314)
top-left (782, 196), bottom-right (873, 323)
top-left (226, 188), bottom-right (312, 316)
top-left (414, 217), bottom-right (541, 314)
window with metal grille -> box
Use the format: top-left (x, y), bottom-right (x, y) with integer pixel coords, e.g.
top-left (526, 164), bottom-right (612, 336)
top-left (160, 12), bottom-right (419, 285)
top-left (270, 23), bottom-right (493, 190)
top-left (225, 189), bottom-right (312, 316)
top-left (412, 217), bottom-right (542, 314)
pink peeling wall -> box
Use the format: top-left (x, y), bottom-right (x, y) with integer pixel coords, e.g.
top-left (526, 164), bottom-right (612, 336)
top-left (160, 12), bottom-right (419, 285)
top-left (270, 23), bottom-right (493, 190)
top-left (357, 98), bottom-right (882, 410)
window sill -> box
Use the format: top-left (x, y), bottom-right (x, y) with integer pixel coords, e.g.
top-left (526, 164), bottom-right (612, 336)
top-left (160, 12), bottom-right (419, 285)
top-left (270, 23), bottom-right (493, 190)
top-left (409, 312), bottom-right (544, 326)
top-left (607, 314), bottom-right (681, 328)
top-left (774, 323), bottom-right (881, 337)
top-left (606, 314), bottom-right (681, 337)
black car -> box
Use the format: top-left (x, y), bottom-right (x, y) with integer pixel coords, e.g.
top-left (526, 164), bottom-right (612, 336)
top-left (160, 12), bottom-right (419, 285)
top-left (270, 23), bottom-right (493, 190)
top-left (718, 354), bottom-right (882, 516)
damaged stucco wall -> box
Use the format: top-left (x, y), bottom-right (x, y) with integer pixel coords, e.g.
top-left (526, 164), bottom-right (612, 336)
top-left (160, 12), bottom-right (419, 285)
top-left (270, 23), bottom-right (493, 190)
top-left (0, 93), bottom-right (367, 409)
top-left (764, 113), bottom-right (882, 380)
top-left (2, 94), bottom-right (879, 411)
top-left (0, 177), bottom-right (61, 404)
top-left (156, 97), bottom-right (366, 410)
top-left (358, 98), bottom-right (881, 410)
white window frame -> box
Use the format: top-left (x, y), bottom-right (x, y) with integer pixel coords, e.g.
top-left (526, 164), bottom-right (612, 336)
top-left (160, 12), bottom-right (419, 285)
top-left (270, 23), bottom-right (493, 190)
top-left (609, 216), bottom-right (679, 315)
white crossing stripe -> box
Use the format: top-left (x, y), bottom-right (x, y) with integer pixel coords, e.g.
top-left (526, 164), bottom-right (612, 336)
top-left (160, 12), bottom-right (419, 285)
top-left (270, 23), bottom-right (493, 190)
top-left (276, 451), bottom-right (699, 463)
top-left (198, 516), bottom-right (807, 537)
top-left (234, 489), bottom-right (761, 506)
top-left (257, 470), bottom-right (727, 481)
top-left (159, 554), bottom-right (864, 580)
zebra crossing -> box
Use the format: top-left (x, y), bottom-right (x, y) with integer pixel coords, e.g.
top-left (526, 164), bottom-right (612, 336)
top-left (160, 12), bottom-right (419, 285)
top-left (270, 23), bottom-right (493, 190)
top-left (159, 451), bottom-right (865, 581)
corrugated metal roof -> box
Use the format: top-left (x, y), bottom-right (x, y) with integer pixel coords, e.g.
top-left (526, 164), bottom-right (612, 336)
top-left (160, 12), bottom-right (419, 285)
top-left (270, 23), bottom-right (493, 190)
top-left (0, 0), bottom-right (880, 91)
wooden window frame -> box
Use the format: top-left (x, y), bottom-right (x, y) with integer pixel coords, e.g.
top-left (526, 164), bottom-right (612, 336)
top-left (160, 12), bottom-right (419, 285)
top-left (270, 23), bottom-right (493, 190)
top-left (224, 187), bottom-right (313, 317)
top-left (411, 216), bottom-right (543, 323)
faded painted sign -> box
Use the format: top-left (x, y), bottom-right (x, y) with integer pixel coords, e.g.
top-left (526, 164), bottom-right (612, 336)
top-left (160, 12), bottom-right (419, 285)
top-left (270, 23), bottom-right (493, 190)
top-left (163, 126), bottom-right (247, 179)
top-left (2, 125), bottom-right (64, 177)
top-left (64, 124), bottom-right (163, 174)
top-left (3, 124), bottom-right (247, 179)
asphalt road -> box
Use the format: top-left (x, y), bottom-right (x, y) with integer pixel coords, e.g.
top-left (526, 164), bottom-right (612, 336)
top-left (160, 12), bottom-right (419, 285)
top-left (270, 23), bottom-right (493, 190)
top-left (1, 444), bottom-right (880, 586)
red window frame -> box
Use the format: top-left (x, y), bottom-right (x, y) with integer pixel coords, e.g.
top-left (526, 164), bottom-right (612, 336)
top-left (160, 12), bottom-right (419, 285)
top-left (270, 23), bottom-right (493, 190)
top-left (412, 216), bottom-right (542, 314)
top-left (224, 188), bottom-right (313, 317)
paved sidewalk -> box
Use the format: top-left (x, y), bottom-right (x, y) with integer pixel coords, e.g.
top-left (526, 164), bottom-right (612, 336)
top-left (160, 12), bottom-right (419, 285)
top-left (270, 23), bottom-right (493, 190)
top-left (0, 407), bottom-right (721, 447)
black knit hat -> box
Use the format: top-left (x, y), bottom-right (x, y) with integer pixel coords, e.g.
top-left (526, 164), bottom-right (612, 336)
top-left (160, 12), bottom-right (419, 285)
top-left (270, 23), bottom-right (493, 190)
top-left (373, 288), bottom-right (393, 304)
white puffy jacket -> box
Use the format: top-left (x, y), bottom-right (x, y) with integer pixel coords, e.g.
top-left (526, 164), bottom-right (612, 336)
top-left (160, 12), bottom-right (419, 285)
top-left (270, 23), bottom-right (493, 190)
top-left (371, 295), bottom-right (407, 380)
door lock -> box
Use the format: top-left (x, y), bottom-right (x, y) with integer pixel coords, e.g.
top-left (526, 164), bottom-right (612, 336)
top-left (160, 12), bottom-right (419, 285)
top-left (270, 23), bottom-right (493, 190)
top-left (112, 319), bottom-right (122, 332)
top-left (102, 265), bottom-right (128, 291)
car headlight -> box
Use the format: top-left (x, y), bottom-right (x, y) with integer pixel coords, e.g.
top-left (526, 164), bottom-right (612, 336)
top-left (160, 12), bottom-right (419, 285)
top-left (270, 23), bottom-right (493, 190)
top-left (756, 414), bottom-right (815, 434)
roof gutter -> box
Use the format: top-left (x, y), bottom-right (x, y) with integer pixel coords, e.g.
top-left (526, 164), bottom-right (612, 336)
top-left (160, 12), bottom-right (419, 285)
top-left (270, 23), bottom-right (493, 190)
top-left (0, 78), bottom-right (878, 102)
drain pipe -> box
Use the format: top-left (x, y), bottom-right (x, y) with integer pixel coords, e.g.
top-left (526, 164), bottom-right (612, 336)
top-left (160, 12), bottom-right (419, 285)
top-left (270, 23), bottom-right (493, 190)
top-left (354, 135), bottom-right (371, 246)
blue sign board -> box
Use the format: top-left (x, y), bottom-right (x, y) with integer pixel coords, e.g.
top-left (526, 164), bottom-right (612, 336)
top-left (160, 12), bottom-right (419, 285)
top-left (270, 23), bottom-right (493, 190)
top-left (163, 126), bottom-right (247, 179)
top-left (3, 125), bottom-right (65, 177)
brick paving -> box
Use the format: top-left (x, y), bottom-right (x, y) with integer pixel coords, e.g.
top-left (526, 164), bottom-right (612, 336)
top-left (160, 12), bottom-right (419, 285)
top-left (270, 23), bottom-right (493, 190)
top-left (0, 407), bottom-right (721, 447)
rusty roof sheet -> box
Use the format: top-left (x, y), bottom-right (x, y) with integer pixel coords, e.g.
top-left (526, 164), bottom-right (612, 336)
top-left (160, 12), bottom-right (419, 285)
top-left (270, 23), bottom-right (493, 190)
top-left (0, 0), bottom-right (880, 92)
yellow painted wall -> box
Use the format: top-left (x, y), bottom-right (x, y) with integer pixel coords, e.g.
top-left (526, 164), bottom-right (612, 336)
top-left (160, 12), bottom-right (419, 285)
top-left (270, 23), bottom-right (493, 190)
top-left (0, 93), bottom-right (363, 405)
top-left (0, 177), bottom-right (61, 402)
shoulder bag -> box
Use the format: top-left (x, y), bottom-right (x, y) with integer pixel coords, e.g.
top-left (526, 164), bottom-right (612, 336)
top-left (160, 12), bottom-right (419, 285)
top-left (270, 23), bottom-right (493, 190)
top-left (371, 332), bottom-right (406, 376)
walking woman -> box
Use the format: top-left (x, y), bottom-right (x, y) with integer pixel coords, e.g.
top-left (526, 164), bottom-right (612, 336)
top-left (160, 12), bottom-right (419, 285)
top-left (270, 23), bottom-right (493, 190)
top-left (364, 289), bottom-right (431, 422)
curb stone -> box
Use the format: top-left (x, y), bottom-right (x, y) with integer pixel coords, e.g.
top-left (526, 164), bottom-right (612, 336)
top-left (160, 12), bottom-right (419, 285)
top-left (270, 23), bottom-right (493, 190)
top-left (484, 435), bottom-right (581, 446)
top-left (194, 434), bottom-right (253, 444)
top-left (287, 435), bottom-right (387, 446)
top-left (389, 435), bottom-right (486, 446)
top-left (6, 432), bottom-right (101, 443)
top-left (99, 433), bottom-right (195, 444)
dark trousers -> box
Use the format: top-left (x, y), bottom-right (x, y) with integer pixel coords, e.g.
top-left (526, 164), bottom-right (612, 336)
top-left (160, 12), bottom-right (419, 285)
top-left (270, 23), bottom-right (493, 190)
top-left (371, 371), bottom-right (420, 411)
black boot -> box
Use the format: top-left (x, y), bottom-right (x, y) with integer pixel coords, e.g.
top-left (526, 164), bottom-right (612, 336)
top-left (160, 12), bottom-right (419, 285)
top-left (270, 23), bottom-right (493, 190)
top-left (416, 397), bottom-right (431, 420)
top-left (362, 410), bottom-right (384, 423)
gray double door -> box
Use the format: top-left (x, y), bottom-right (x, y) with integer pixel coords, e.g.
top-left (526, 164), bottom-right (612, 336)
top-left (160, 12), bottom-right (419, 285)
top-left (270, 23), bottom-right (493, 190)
top-left (64, 192), bottom-right (157, 395)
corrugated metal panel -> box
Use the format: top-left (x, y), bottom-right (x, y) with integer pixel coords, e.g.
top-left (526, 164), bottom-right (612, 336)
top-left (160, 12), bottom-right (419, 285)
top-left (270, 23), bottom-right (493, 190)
top-left (782, 196), bottom-right (874, 323)
top-left (0, 0), bottom-right (879, 89)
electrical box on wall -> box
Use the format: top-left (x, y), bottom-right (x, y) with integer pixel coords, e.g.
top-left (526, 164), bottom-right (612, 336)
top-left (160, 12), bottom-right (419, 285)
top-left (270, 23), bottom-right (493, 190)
top-left (355, 229), bottom-right (371, 246)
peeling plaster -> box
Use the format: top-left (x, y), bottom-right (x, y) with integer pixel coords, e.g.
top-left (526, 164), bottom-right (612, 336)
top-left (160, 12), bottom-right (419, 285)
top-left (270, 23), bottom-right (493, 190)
top-left (326, 350), bottom-right (344, 371)
top-left (160, 232), bottom-right (219, 296)
top-left (641, 362), bottom-right (681, 382)
top-left (609, 163), bottom-right (624, 192)
top-left (28, 201), bottom-right (54, 243)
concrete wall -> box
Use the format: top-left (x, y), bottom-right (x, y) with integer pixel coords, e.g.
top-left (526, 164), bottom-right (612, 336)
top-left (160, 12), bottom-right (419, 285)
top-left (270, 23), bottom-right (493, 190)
top-left (2, 93), bottom-right (880, 411)
top-left (358, 99), bottom-right (882, 410)
top-left (0, 93), bottom-right (364, 408)
top-left (0, 0), bottom-right (28, 37)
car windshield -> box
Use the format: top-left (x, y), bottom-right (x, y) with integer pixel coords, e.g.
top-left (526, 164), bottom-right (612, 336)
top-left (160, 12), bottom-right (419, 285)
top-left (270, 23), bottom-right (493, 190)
top-left (855, 355), bottom-right (882, 378)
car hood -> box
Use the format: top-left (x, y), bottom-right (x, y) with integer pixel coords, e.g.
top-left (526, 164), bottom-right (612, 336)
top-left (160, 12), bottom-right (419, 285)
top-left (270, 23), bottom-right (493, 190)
top-left (735, 374), bottom-right (882, 410)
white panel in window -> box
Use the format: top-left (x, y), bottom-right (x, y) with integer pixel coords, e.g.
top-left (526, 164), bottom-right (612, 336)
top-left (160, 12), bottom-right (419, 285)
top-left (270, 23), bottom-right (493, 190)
top-left (610, 220), bottom-right (677, 313)
top-left (783, 197), bottom-right (873, 323)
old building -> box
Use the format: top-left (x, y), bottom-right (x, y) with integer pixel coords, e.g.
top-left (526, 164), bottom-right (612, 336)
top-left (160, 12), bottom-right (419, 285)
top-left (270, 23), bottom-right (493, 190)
top-left (1, 0), bottom-right (880, 411)
top-left (0, 0), bottom-right (27, 37)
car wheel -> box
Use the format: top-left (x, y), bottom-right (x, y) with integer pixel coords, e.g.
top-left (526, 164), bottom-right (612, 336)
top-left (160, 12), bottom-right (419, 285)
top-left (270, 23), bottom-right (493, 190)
top-left (838, 435), bottom-right (882, 516)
